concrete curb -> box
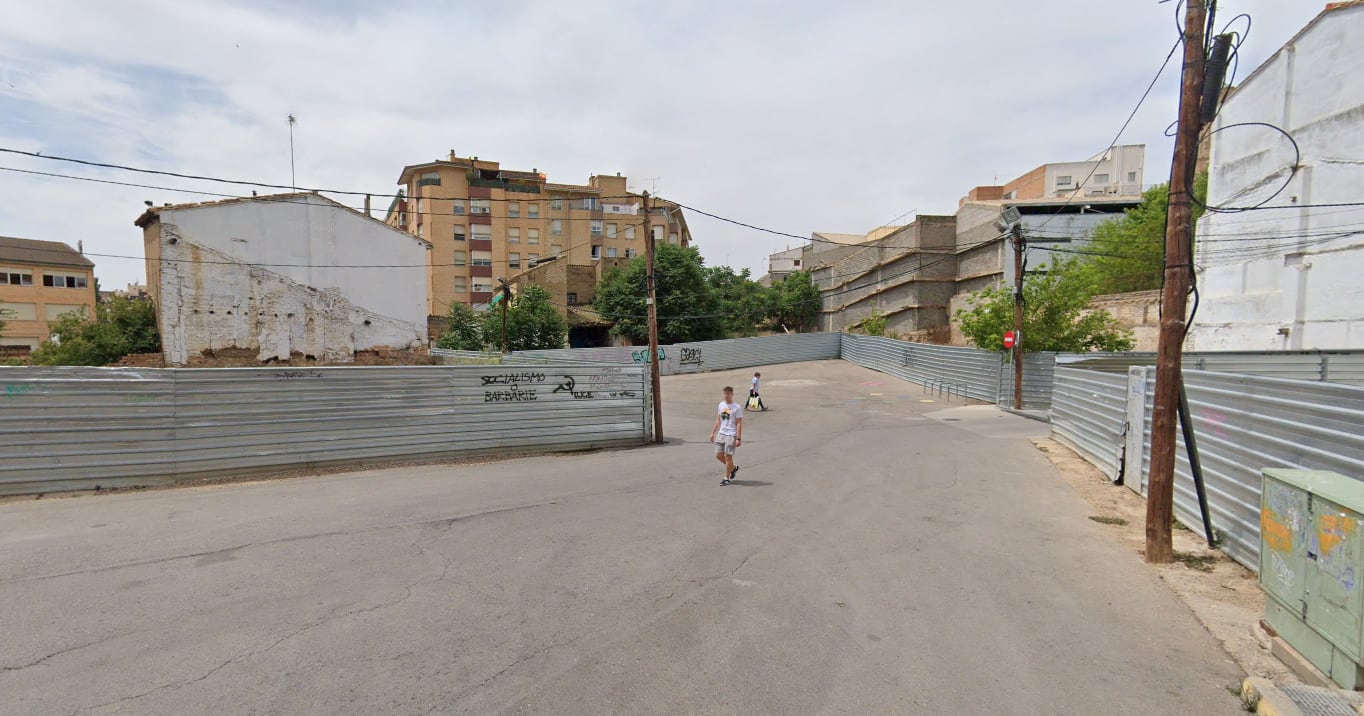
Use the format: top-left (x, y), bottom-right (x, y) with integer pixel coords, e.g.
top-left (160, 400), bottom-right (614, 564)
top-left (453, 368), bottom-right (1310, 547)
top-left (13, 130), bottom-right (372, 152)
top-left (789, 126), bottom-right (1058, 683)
top-left (1242, 677), bottom-right (1304, 716)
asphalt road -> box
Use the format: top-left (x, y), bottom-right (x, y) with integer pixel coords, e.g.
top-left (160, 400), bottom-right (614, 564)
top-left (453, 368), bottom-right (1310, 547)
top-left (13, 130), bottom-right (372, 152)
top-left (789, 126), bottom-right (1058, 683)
top-left (0, 359), bottom-right (1244, 715)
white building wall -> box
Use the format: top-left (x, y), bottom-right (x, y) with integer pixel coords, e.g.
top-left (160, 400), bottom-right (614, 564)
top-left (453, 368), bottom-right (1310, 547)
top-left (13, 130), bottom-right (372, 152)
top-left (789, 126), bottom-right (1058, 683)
top-left (1188, 5), bottom-right (1364, 351)
top-left (154, 195), bottom-right (429, 364)
top-left (768, 246), bottom-right (805, 276)
top-left (1042, 145), bottom-right (1145, 199)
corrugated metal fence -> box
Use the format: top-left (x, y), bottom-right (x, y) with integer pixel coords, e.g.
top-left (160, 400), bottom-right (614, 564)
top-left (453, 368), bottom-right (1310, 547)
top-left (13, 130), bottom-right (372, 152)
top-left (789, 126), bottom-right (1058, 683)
top-left (0, 364), bottom-right (650, 496)
top-left (1050, 366), bottom-right (1364, 571)
top-left (1058, 350), bottom-right (1364, 386)
top-left (840, 334), bottom-right (1055, 408)
top-left (507, 333), bottom-right (843, 375)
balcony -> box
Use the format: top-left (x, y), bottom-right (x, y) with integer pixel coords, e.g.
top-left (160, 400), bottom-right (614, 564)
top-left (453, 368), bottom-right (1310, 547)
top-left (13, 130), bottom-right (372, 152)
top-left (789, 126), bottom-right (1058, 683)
top-left (470, 238), bottom-right (493, 251)
top-left (471, 291), bottom-right (493, 304)
top-left (470, 265), bottom-right (493, 278)
top-left (417, 177), bottom-right (441, 187)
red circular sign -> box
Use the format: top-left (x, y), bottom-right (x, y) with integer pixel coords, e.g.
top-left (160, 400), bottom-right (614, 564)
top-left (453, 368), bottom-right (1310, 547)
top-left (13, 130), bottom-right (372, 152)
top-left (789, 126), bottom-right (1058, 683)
top-left (1003, 331), bottom-right (1016, 349)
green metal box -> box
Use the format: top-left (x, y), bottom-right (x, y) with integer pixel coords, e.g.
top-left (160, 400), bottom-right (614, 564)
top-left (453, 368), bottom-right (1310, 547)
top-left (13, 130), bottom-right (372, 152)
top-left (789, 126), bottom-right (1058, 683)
top-left (1261, 469), bottom-right (1364, 688)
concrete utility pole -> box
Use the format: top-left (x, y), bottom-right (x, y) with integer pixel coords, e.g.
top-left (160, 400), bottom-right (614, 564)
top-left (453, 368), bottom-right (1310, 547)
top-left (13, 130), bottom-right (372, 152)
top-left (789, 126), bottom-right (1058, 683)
top-left (642, 192), bottom-right (664, 443)
top-left (1147, 0), bottom-right (1208, 564)
top-left (1012, 224), bottom-right (1025, 411)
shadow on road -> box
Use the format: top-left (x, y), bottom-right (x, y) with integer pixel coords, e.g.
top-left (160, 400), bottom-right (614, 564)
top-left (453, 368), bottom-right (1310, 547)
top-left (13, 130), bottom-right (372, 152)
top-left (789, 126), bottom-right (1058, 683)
top-left (727, 480), bottom-right (772, 488)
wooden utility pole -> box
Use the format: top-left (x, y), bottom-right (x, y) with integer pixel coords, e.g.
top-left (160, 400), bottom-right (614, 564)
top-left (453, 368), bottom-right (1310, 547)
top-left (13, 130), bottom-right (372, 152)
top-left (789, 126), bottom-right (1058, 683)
top-left (642, 192), bottom-right (664, 443)
top-left (1147, 0), bottom-right (1208, 564)
top-left (1012, 224), bottom-right (1025, 410)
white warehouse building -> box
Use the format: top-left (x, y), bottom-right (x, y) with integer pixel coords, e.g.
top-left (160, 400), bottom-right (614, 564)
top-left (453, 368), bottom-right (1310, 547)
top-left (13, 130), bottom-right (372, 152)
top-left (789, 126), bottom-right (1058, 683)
top-left (1189, 2), bottom-right (1364, 350)
top-left (136, 192), bottom-right (430, 366)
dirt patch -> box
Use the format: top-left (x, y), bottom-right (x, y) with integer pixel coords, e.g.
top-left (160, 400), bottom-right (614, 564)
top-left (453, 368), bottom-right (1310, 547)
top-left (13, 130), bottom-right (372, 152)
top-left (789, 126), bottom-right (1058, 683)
top-left (1034, 437), bottom-right (1298, 686)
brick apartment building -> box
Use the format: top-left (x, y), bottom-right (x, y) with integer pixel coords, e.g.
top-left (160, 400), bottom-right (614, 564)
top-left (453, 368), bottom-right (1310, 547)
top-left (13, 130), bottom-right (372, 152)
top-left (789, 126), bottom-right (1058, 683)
top-left (388, 152), bottom-right (691, 319)
top-left (0, 236), bottom-right (97, 357)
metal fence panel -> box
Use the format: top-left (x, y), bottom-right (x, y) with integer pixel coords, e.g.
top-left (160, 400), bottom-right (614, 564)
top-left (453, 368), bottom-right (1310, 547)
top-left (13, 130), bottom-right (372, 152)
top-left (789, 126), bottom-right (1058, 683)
top-left (1137, 371), bottom-right (1364, 571)
top-left (1056, 350), bottom-right (1364, 386)
top-left (0, 364), bottom-right (649, 496)
top-left (510, 333), bottom-right (843, 375)
top-left (1050, 368), bottom-right (1129, 481)
top-left (997, 352), bottom-right (1058, 410)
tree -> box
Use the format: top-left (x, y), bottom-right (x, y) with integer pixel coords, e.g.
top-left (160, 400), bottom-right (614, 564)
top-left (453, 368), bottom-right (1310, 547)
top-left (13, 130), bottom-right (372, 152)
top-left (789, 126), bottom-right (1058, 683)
top-left (1074, 175), bottom-right (1207, 294)
top-left (32, 296), bottom-right (161, 365)
top-left (0, 301), bottom-right (11, 340)
top-left (956, 257), bottom-right (1134, 353)
top-left (768, 271), bottom-right (820, 332)
top-left (435, 302), bottom-right (486, 351)
top-left (704, 265), bottom-right (769, 337)
top-left (595, 244), bottom-right (724, 344)
top-left (479, 285), bottom-right (567, 351)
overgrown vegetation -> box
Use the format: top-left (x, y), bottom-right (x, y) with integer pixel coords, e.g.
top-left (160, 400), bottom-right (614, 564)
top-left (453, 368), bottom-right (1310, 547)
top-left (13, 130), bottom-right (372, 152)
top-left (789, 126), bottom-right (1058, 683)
top-left (956, 257), bottom-right (1134, 353)
top-left (594, 245), bottom-right (822, 343)
top-left (1173, 551), bottom-right (1219, 573)
top-left (856, 310), bottom-right (888, 337)
top-left (956, 178), bottom-right (1205, 353)
top-left (1073, 176), bottom-right (1208, 295)
top-left (436, 285), bottom-right (567, 352)
top-left (1088, 515), bottom-right (1130, 526)
top-left (31, 296), bottom-right (160, 366)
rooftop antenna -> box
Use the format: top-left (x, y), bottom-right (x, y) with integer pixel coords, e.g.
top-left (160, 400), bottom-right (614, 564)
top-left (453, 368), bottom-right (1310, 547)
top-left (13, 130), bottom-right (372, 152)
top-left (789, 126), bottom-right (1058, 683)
top-left (287, 114), bottom-right (298, 191)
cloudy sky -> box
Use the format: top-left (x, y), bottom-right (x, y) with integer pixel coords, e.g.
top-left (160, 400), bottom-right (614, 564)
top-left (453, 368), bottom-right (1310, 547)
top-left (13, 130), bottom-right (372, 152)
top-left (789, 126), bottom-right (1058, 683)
top-left (0, 0), bottom-right (1323, 288)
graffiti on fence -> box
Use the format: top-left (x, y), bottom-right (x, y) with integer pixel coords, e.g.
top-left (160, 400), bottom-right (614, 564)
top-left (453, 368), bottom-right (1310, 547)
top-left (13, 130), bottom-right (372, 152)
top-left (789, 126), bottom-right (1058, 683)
top-left (679, 347), bottom-right (704, 368)
top-left (485, 389), bottom-right (537, 403)
top-left (631, 348), bottom-right (666, 364)
top-left (272, 370), bottom-right (323, 381)
top-left (481, 372), bottom-right (546, 389)
top-left (552, 376), bottom-right (596, 399)
top-left (2, 383), bottom-right (48, 399)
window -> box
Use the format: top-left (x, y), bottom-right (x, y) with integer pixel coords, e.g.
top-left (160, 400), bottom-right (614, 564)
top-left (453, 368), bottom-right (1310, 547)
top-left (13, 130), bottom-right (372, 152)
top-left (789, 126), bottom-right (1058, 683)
top-left (550, 198), bottom-right (562, 211)
top-left (591, 245), bottom-right (601, 260)
top-left (527, 202), bottom-right (540, 219)
top-left (567, 292), bottom-right (578, 305)
top-left (579, 197), bottom-right (599, 211)
top-left (591, 220), bottom-right (603, 237)
top-left (625, 248), bottom-right (636, 258)
top-left (1127, 171), bottom-right (1138, 183)
top-left (1, 270), bottom-right (33, 286)
top-left (551, 219), bottom-right (563, 235)
top-left (453, 225), bottom-right (466, 241)
top-left (1094, 173), bottom-right (1109, 184)
top-left (794, 259), bottom-right (802, 267)
top-left (508, 201), bottom-right (520, 218)
top-left (417, 224), bottom-right (425, 239)
top-left (669, 232), bottom-right (678, 245)
top-left (454, 277), bottom-right (468, 293)
top-left (473, 278), bottom-right (494, 293)
top-left (417, 199), bottom-right (424, 215)
top-left (528, 228), bottom-right (540, 244)
top-left (418, 171), bottom-right (441, 187)
top-left (1056, 175), bottom-right (1073, 186)
top-left (508, 228), bottom-right (520, 243)
top-left (550, 243), bottom-right (563, 257)
top-left (472, 225), bottom-right (492, 241)
top-left (509, 252), bottom-right (521, 268)
top-left (624, 225), bottom-right (636, 240)
top-left (528, 253), bottom-right (539, 266)
top-left (472, 251), bottom-right (493, 267)
top-left (470, 198), bottom-right (491, 215)
top-left (43, 273), bottom-right (88, 289)
top-left (606, 247), bottom-right (617, 258)
top-left (452, 199), bottom-right (465, 215)
top-left (651, 226), bottom-right (662, 241)
top-left (607, 223), bottom-right (618, 238)
top-left (453, 250), bottom-right (467, 267)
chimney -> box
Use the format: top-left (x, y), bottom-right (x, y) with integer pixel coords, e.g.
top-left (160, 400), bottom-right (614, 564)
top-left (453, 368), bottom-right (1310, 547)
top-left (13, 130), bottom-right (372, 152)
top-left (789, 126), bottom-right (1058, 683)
top-left (78, 240), bottom-right (84, 254)
top-left (364, 194), bottom-right (372, 216)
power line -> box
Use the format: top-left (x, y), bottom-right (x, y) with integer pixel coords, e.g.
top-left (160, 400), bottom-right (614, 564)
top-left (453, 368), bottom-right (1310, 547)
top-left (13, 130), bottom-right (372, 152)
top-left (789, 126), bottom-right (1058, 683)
top-left (1032, 35), bottom-right (1183, 232)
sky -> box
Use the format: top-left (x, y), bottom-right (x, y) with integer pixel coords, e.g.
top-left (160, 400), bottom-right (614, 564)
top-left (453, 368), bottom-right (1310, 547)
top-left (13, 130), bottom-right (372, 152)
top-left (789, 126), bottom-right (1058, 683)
top-left (0, 0), bottom-right (1325, 289)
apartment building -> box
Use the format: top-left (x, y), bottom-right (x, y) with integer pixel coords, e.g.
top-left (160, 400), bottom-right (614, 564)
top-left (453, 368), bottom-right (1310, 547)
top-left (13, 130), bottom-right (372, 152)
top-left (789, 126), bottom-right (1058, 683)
top-left (0, 236), bottom-right (97, 357)
top-left (964, 144), bottom-right (1146, 203)
top-left (389, 152), bottom-right (691, 318)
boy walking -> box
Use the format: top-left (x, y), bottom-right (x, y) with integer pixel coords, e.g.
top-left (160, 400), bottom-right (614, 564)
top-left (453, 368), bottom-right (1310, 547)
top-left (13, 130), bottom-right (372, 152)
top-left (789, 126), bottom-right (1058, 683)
top-left (749, 372), bottom-right (767, 411)
top-left (710, 386), bottom-right (743, 485)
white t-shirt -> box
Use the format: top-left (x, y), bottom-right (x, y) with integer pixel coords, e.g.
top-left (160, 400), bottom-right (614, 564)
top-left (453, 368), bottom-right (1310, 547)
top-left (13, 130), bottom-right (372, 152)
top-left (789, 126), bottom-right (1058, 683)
top-left (751, 376), bottom-right (760, 393)
top-left (717, 401), bottom-right (743, 437)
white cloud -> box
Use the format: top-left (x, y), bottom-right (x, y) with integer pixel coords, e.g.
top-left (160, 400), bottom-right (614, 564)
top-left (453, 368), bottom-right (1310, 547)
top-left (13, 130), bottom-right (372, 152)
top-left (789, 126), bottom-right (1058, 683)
top-left (0, 0), bottom-right (1325, 288)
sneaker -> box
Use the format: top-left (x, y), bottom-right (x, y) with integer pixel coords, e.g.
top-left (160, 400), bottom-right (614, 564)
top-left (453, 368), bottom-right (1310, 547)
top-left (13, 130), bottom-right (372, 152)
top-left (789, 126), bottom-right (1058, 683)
top-left (720, 479), bottom-right (730, 486)
top-left (729, 466), bottom-right (740, 480)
